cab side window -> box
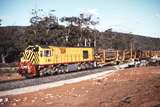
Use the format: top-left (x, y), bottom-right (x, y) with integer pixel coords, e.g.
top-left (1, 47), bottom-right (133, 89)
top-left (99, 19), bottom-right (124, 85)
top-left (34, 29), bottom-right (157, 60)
top-left (40, 50), bottom-right (51, 57)
top-left (44, 50), bottom-right (51, 57)
top-left (83, 50), bottom-right (88, 59)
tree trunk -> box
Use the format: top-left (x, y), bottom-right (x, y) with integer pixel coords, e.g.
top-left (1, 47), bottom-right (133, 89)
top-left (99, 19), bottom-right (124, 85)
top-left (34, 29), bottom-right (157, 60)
top-left (1, 54), bottom-right (6, 64)
top-left (94, 36), bottom-right (97, 48)
top-left (84, 38), bottom-right (87, 47)
top-left (88, 38), bottom-right (91, 47)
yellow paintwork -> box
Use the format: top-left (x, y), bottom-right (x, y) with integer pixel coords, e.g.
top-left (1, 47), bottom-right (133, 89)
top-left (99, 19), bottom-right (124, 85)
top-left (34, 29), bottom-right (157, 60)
top-left (21, 45), bottom-right (94, 65)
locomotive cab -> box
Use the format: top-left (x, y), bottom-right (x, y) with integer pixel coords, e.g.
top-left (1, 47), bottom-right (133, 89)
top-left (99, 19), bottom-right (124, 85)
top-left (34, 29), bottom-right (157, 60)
top-left (39, 47), bottom-right (52, 65)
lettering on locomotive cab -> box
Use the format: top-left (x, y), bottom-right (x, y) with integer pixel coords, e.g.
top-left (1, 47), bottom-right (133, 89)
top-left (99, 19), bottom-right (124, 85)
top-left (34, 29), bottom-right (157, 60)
top-left (60, 48), bottom-right (66, 54)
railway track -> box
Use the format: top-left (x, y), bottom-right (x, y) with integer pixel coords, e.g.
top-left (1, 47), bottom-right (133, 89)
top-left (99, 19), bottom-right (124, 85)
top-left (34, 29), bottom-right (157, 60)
top-left (0, 66), bottom-right (116, 91)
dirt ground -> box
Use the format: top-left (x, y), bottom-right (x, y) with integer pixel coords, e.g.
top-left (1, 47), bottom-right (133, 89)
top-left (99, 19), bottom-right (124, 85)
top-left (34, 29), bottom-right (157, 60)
top-left (0, 66), bottom-right (22, 82)
top-left (0, 66), bottom-right (160, 107)
top-left (0, 73), bottom-right (22, 82)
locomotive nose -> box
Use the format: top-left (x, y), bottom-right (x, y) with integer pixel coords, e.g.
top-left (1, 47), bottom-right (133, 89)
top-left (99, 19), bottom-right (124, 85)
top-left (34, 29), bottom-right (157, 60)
top-left (17, 61), bottom-right (27, 75)
top-left (18, 61), bottom-right (36, 77)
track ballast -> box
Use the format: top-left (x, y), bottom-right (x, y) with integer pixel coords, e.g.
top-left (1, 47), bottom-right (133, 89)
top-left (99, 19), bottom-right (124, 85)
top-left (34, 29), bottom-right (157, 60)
top-left (0, 66), bottom-right (116, 91)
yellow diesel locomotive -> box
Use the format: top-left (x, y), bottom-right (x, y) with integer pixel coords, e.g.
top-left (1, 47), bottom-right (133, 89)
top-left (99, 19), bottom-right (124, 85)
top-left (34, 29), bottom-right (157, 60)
top-left (18, 45), bottom-right (96, 78)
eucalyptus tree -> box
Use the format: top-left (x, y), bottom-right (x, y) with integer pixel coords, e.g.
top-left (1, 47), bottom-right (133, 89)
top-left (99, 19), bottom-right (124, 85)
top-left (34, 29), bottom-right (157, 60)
top-left (27, 9), bottom-right (58, 45)
top-left (60, 13), bottom-right (99, 47)
top-left (60, 16), bottom-right (79, 43)
top-left (77, 13), bottom-right (99, 47)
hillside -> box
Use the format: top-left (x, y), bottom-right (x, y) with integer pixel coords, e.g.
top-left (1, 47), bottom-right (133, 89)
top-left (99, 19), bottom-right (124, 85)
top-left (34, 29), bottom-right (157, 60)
top-left (0, 25), bottom-right (160, 63)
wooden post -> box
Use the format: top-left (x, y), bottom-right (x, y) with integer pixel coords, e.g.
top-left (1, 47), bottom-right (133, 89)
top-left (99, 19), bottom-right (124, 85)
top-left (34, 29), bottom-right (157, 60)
top-left (130, 43), bottom-right (133, 59)
top-left (140, 51), bottom-right (143, 59)
top-left (103, 49), bottom-right (106, 63)
top-left (158, 51), bottom-right (160, 57)
top-left (134, 51), bottom-right (137, 59)
top-left (122, 50), bottom-right (125, 61)
top-left (116, 50), bottom-right (119, 61)
top-left (149, 51), bottom-right (152, 57)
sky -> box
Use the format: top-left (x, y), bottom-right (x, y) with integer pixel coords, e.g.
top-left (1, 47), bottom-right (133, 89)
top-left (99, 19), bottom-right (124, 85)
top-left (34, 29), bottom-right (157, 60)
top-left (0, 0), bottom-right (160, 38)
